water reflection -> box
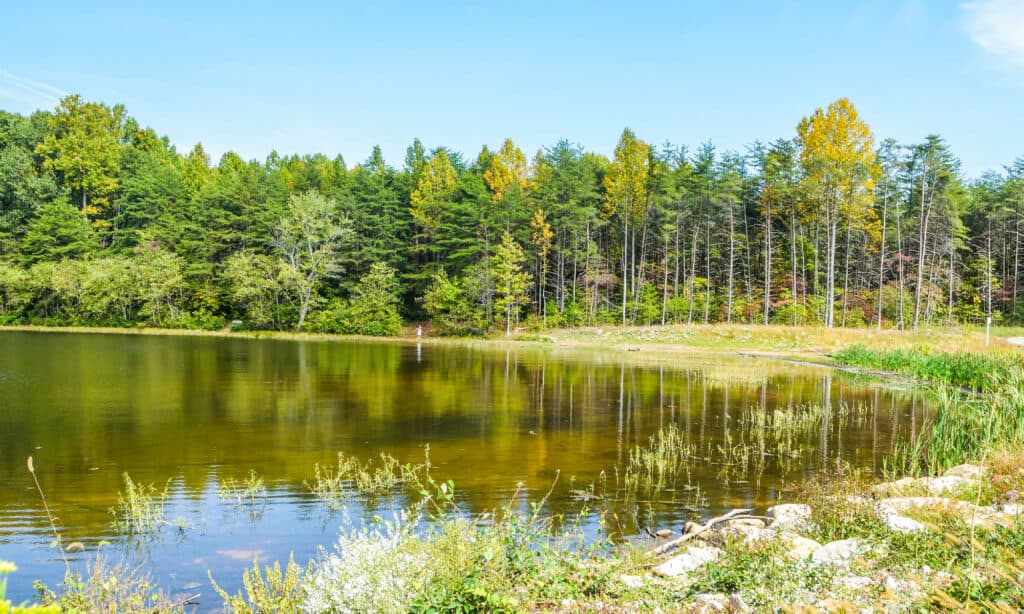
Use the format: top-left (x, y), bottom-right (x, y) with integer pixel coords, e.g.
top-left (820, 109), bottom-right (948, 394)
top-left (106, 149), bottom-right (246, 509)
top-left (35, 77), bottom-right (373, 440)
top-left (0, 331), bottom-right (926, 601)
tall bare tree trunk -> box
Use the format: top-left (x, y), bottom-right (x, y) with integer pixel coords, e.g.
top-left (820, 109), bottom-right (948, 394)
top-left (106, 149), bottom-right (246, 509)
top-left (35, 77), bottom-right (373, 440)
top-left (704, 217), bottom-right (712, 324)
top-left (727, 199), bottom-right (735, 323)
top-left (877, 185), bottom-right (888, 329)
top-left (621, 208), bottom-right (628, 326)
top-left (764, 197), bottom-right (772, 325)
top-left (913, 170), bottom-right (931, 330)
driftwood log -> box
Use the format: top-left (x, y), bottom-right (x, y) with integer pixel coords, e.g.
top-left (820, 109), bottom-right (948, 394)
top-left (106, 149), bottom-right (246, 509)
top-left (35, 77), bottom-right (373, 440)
top-left (651, 508), bottom-right (752, 556)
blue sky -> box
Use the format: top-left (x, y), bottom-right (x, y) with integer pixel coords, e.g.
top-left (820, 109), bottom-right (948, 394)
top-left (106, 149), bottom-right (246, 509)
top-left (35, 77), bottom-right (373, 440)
top-left (2, 1), bottom-right (1022, 177)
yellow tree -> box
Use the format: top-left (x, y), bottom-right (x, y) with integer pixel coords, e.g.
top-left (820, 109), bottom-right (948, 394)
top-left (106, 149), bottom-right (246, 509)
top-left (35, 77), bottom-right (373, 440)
top-left (36, 95), bottom-right (126, 227)
top-left (409, 149), bottom-right (458, 257)
top-left (602, 128), bottom-right (649, 325)
top-left (483, 138), bottom-right (528, 202)
top-left (530, 208), bottom-right (554, 323)
top-left (796, 98), bottom-right (878, 327)
top-left (180, 143), bottom-right (212, 199)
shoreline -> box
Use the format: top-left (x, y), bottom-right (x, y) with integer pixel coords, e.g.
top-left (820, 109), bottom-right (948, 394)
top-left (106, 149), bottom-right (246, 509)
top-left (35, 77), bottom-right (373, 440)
top-left (3, 322), bottom-right (1018, 356)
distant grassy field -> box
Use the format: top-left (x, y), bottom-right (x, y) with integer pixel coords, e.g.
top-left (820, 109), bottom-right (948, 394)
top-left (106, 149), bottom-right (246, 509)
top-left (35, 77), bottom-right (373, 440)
top-left (3, 322), bottom-right (1022, 358)
top-left (540, 323), bottom-right (1023, 356)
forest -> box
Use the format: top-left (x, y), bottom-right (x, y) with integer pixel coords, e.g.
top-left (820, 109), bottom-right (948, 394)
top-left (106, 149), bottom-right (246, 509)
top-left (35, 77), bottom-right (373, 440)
top-left (0, 95), bottom-right (1021, 335)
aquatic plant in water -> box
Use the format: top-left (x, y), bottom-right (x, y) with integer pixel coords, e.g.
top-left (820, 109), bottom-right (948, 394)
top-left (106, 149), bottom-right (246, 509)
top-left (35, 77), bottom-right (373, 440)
top-left (308, 450), bottom-right (430, 510)
top-left (218, 469), bottom-right (268, 508)
top-left (110, 473), bottom-right (168, 535)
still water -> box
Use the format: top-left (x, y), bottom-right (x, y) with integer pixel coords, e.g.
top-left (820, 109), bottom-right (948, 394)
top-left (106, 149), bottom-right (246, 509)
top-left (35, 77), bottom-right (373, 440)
top-left (0, 330), bottom-right (928, 603)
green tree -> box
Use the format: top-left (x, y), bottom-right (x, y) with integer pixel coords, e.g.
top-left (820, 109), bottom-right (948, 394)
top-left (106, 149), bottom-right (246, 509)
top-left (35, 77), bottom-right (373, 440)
top-left (340, 262), bottom-right (403, 336)
top-left (492, 231), bottom-right (531, 336)
top-left (272, 190), bottom-right (352, 330)
top-left (223, 251), bottom-right (286, 329)
top-left (35, 95), bottom-right (126, 227)
top-left (22, 199), bottom-right (96, 263)
top-left (420, 269), bottom-right (486, 336)
top-left (603, 128), bottom-right (650, 324)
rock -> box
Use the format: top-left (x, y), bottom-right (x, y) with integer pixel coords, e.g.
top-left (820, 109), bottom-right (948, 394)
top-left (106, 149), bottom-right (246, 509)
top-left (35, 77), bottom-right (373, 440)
top-left (839, 575), bottom-right (872, 590)
top-left (652, 546), bottom-right (724, 578)
top-left (874, 475), bottom-right (978, 497)
top-left (881, 574), bottom-right (921, 597)
top-left (882, 513), bottom-right (928, 533)
top-left (943, 463), bottom-right (987, 480)
top-left (687, 594), bottom-right (730, 612)
top-left (882, 496), bottom-right (1012, 528)
top-left (720, 524), bottom-right (761, 540)
top-left (766, 503), bottom-right (812, 529)
top-left (685, 593), bottom-right (750, 613)
top-left (933, 571), bottom-right (955, 586)
top-left (727, 594), bottom-right (751, 613)
top-left (739, 528), bottom-right (821, 560)
top-left (741, 528), bottom-right (779, 549)
top-left (726, 518), bottom-right (766, 529)
top-left (811, 538), bottom-right (864, 566)
top-left (720, 519), bottom-right (766, 540)
top-left (684, 521), bottom-right (701, 534)
top-left (694, 528), bottom-right (723, 544)
top-left (786, 536), bottom-right (823, 560)
top-left (813, 598), bottom-right (859, 613)
top-left (619, 574), bottom-right (645, 589)
top-left (1001, 502), bottom-right (1024, 516)
top-left (655, 528), bottom-right (675, 538)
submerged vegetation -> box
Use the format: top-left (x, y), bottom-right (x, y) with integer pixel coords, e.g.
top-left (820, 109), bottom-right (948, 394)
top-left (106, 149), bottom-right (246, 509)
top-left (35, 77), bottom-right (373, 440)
top-left (109, 474), bottom-right (168, 535)
top-left (218, 469), bottom-right (268, 508)
top-left (308, 450), bottom-right (431, 510)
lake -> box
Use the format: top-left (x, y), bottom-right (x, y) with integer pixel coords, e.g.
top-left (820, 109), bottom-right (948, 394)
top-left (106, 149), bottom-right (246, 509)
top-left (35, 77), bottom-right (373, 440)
top-left (0, 330), bottom-right (928, 604)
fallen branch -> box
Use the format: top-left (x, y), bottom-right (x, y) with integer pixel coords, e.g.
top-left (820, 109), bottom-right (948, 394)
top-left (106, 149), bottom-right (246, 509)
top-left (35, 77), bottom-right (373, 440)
top-left (651, 508), bottom-right (752, 556)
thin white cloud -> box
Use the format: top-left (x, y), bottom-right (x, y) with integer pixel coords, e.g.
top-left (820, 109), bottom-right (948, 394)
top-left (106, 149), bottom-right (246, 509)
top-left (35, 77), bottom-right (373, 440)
top-left (0, 69), bottom-right (67, 108)
top-left (963, 0), bottom-right (1024, 67)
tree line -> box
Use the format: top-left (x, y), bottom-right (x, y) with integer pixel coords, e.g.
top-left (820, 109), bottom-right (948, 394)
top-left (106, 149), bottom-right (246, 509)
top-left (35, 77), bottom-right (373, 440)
top-left (0, 95), bottom-right (1021, 335)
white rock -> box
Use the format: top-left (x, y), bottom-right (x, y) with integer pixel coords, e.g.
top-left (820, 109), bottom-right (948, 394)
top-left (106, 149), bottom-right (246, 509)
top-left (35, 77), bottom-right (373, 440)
top-left (811, 538), bottom-right (864, 566)
top-left (727, 593), bottom-right (751, 613)
top-left (652, 546), bottom-right (724, 578)
top-left (619, 574), bottom-right (645, 589)
top-left (874, 475), bottom-right (978, 497)
top-left (883, 497), bottom-right (1013, 527)
top-left (883, 513), bottom-right (928, 533)
top-left (919, 475), bottom-right (979, 495)
top-left (840, 575), bottom-right (873, 590)
top-left (726, 518), bottom-right (766, 529)
top-left (786, 536), bottom-right (823, 561)
top-left (1001, 503), bottom-right (1024, 516)
top-left (741, 528), bottom-right (779, 549)
top-left (766, 503), bottom-right (812, 529)
top-left (943, 464), bottom-right (986, 480)
top-left (689, 593), bottom-right (731, 612)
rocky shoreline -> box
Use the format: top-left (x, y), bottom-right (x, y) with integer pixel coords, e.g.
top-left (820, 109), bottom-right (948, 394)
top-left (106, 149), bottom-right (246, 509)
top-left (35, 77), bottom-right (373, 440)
top-left (557, 462), bottom-right (1023, 613)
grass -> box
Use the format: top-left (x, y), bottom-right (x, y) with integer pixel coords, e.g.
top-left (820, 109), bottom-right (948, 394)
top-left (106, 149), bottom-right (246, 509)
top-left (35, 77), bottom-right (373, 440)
top-left (834, 344), bottom-right (1024, 391)
top-left (34, 557), bottom-right (186, 614)
top-left (622, 423), bottom-right (698, 497)
top-left (308, 450), bottom-right (432, 510)
top-left (210, 555), bottom-right (310, 614)
top-left (219, 469), bottom-right (268, 508)
top-left (109, 473), bottom-right (169, 535)
top-left (546, 323), bottom-right (1014, 355)
top-left (889, 387), bottom-right (1024, 477)
top-left (618, 402), bottom-right (872, 497)
top-left (833, 345), bottom-right (1024, 476)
